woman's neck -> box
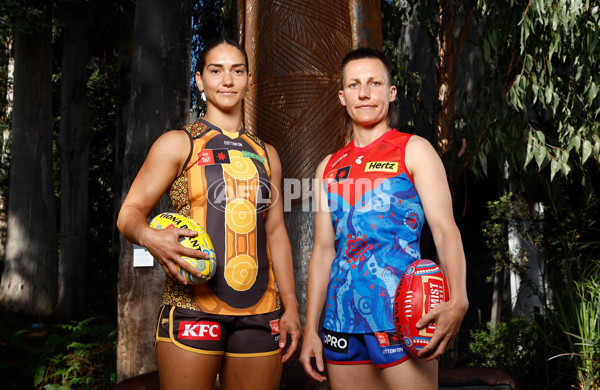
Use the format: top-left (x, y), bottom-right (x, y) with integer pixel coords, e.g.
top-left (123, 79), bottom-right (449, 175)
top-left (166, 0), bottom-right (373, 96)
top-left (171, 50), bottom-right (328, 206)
top-left (203, 108), bottom-right (243, 133)
top-left (352, 122), bottom-right (391, 148)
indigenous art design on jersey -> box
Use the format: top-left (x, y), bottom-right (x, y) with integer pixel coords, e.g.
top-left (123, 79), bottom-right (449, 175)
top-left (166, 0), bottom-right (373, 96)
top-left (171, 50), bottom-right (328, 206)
top-left (163, 119), bottom-right (278, 316)
top-left (323, 130), bottom-right (424, 333)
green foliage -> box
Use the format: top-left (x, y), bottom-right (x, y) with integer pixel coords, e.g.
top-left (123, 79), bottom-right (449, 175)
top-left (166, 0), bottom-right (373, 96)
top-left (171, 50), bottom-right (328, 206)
top-left (382, 1), bottom-right (431, 134)
top-left (481, 193), bottom-right (543, 282)
top-left (0, 0), bottom-right (44, 35)
top-left (0, 314), bottom-right (116, 390)
top-left (33, 318), bottom-right (116, 389)
top-left (478, 188), bottom-right (600, 388)
top-left (468, 318), bottom-right (539, 376)
top-left (468, 1), bottom-right (600, 184)
top-left (549, 269), bottom-right (600, 389)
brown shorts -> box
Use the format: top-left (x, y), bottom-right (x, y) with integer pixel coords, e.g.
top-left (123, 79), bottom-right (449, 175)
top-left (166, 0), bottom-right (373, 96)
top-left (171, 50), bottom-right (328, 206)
top-left (155, 305), bottom-right (283, 357)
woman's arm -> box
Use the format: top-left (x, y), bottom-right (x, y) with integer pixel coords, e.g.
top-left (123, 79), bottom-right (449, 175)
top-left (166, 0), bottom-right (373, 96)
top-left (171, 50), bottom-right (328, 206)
top-left (264, 144), bottom-right (302, 363)
top-left (406, 135), bottom-right (469, 361)
top-left (117, 130), bottom-right (208, 284)
top-left (299, 157), bottom-right (337, 382)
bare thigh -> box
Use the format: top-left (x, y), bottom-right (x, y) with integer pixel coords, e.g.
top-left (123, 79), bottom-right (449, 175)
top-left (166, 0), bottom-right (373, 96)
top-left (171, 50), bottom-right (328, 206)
top-left (219, 353), bottom-right (283, 390)
top-left (156, 340), bottom-right (222, 390)
top-left (327, 358), bottom-right (438, 390)
top-left (327, 363), bottom-right (385, 390)
top-left (380, 357), bottom-right (438, 390)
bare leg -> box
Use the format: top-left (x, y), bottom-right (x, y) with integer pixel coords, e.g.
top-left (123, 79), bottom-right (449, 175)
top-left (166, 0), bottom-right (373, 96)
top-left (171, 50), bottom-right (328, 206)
top-left (327, 358), bottom-right (438, 390)
top-left (327, 363), bottom-right (385, 390)
top-left (219, 353), bottom-right (283, 390)
top-left (156, 341), bottom-right (223, 390)
top-left (380, 358), bottom-right (438, 390)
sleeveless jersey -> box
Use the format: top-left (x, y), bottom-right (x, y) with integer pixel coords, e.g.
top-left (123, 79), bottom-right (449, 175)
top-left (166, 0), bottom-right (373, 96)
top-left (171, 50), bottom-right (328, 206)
top-left (162, 119), bottom-right (279, 316)
top-left (322, 130), bottom-right (424, 333)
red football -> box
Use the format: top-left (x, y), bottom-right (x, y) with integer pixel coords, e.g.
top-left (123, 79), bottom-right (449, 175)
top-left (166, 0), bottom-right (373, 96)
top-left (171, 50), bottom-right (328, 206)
top-left (393, 259), bottom-right (449, 358)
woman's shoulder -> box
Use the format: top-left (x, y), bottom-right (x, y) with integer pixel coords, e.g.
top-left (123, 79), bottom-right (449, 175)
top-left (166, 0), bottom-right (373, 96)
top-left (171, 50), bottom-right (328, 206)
top-left (147, 129), bottom-right (192, 164)
top-left (154, 128), bottom-right (191, 148)
top-left (315, 154), bottom-right (333, 177)
top-left (405, 134), bottom-right (435, 153)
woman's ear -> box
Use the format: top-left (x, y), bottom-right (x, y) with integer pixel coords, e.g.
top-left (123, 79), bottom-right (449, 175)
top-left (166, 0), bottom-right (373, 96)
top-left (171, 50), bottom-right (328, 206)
top-left (389, 85), bottom-right (397, 102)
top-left (338, 90), bottom-right (347, 106)
top-left (195, 71), bottom-right (204, 92)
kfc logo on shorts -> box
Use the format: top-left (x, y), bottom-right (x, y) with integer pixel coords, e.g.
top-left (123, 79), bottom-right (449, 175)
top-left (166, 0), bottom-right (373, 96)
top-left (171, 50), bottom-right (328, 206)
top-left (178, 321), bottom-right (221, 340)
top-left (269, 319), bottom-right (280, 335)
top-left (323, 329), bottom-right (349, 354)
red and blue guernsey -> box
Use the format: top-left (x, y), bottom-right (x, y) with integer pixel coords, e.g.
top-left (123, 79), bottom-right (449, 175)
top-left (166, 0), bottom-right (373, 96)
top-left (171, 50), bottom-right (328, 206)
top-left (322, 130), bottom-right (424, 334)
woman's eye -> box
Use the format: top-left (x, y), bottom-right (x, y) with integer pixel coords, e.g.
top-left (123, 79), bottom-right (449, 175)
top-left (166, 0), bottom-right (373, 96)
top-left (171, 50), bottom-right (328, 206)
top-left (372, 81), bottom-right (381, 86)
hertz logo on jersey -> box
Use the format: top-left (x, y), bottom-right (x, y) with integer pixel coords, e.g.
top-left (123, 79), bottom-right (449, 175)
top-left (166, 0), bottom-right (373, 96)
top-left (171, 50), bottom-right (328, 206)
top-left (365, 161), bottom-right (398, 172)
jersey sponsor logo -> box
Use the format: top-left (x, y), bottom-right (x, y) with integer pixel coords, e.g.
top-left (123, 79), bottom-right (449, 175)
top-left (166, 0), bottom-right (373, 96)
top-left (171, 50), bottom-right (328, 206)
top-left (364, 161), bottom-right (398, 173)
top-left (375, 332), bottom-right (390, 347)
top-left (178, 321), bottom-right (221, 340)
top-left (324, 166), bottom-right (351, 186)
top-left (382, 346), bottom-right (404, 355)
top-left (375, 331), bottom-right (402, 347)
top-left (323, 328), bottom-right (349, 354)
top-left (355, 155), bottom-right (364, 164)
top-left (197, 149), bottom-right (231, 166)
top-left (223, 140), bottom-right (243, 147)
top-left (269, 319), bottom-right (280, 335)
top-left (242, 150), bottom-right (266, 164)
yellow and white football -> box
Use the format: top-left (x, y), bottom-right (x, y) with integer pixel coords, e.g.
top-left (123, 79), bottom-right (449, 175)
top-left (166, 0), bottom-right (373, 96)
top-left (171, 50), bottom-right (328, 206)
top-left (150, 212), bottom-right (217, 285)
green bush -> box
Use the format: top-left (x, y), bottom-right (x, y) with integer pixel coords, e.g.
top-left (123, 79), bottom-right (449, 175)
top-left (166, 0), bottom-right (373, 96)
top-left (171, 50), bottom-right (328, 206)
top-left (0, 315), bottom-right (116, 390)
top-left (34, 318), bottom-right (116, 390)
top-left (468, 318), bottom-right (539, 377)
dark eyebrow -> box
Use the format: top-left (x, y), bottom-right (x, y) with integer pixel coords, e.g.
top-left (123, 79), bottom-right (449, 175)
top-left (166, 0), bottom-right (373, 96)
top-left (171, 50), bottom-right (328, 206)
top-left (206, 63), bottom-right (246, 69)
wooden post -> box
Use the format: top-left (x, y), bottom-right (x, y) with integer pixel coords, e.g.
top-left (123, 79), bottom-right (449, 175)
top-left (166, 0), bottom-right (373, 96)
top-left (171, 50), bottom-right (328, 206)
top-left (238, 3), bottom-right (382, 386)
top-left (238, 0), bottom-right (382, 327)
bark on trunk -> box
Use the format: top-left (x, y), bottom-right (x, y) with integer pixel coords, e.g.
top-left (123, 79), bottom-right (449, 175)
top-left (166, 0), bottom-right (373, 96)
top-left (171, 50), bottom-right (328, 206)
top-left (0, 0), bottom-right (57, 316)
top-left (434, 0), bottom-right (473, 158)
top-left (56, 0), bottom-right (93, 320)
top-left (116, 0), bottom-right (192, 381)
top-left (0, 37), bottom-right (13, 264)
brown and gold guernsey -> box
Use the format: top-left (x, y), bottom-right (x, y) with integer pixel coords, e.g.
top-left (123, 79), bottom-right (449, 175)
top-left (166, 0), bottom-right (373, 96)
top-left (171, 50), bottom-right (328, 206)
top-left (163, 119), bottom-right (279, 315)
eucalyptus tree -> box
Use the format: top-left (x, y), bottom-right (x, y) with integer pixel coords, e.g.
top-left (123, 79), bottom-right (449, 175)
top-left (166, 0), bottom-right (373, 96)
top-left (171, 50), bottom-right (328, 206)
top-left (465, 1), bottom-right (600, 188)
top-left (56, 0), bottom-right (93, 320)
top-left (0, 0), bottom-right (57, 316)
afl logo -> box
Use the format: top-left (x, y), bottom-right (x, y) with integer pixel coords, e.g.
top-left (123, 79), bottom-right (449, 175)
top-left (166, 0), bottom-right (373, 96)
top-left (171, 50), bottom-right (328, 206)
top-left (405, 266), bottom-right (416, 276)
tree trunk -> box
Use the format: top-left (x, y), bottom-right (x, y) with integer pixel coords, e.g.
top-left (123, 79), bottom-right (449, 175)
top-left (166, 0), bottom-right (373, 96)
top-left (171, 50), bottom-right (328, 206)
top-left (111, 0), bottom-right (135, 323)
top-left (56, 0), bottom-right (93, 320)
top-left (0, 0), bottom-right (57, 316)
top-left (116, 0), bottom-right (192, 381)
top-left (0, 36), bottom-right (13, 264)
top-left (434, 0), bottom-right (473, 158)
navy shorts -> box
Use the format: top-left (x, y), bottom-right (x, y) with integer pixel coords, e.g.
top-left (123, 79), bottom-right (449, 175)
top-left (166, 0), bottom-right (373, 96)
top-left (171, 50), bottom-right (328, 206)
top-left (156, 305), bottom-right (282, 357)
top-left (322, 328), bottom-right (409, 368)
